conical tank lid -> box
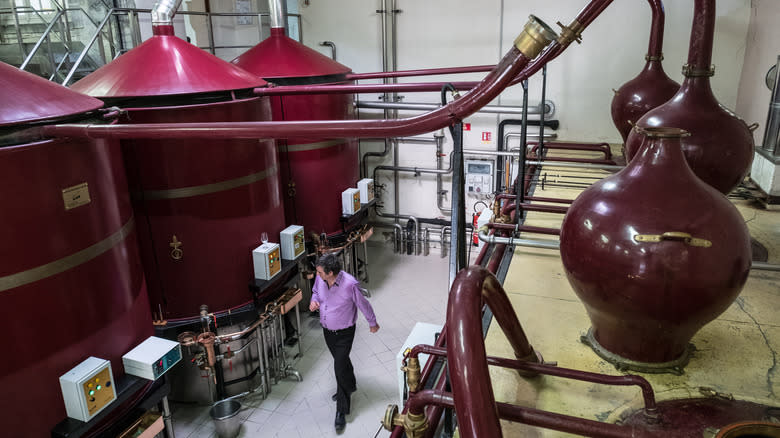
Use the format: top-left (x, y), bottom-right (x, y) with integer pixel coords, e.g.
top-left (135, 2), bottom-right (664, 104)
top-left (232, 28), bottom-right (351, 80)
top-left (0, 62), bottom-right (104, 127)
top-left (71, 30), bottom-right (267, 98)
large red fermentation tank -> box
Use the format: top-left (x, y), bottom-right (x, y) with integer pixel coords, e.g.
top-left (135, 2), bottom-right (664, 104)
top-left (71, 24), bottom-right (284, 321)
top-left (0, 62), bottom-right (153, 437)
top-left (233, 27), bottom-right (359, 237)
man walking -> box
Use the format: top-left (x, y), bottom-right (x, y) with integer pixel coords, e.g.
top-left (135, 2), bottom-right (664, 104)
top-left (310, 254), bottom-right (379, 432)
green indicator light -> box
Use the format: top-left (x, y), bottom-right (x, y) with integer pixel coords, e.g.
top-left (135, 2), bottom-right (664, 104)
top-left (89, 390), bottom-right (95, 396)
top-left (96, 385), bottom-right (102, 390)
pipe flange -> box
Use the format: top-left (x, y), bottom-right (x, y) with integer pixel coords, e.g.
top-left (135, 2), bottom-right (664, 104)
top-left (682, 63), bottom-right (715, 77)
top-left (514, 15), bottom-right (558, 59)
top-left (556, 19), bottom-right (584, 46)
top-left (645, 53), bottom-right (664, 62)
top-left (382, 405), bottom-right (400, 431)
top-left (580, 327), bottom-right (694, 375)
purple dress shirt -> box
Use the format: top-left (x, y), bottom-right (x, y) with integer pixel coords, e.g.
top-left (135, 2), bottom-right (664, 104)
top-left (312, 270), bottom-right (377, 330)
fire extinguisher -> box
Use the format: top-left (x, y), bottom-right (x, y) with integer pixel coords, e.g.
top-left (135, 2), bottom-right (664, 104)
top-left (472, 211), bottom-right (481, 246)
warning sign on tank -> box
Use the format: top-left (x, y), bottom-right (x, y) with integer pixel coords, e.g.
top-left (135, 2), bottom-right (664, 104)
top-left (62, 182), bottom-right (91, 210)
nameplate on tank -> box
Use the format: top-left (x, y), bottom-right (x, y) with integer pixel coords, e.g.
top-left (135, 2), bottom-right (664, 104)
top-left (62, 182), bottom-right (91, 210)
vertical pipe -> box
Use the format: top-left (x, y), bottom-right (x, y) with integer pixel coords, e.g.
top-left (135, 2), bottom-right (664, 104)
top-left (448, 123), bottom-right (466, 287)
top-left (161, 395), bottom-right (175, 438)
top-left (687, 0), bottom-right (715, 70)
top-left (516, 79), bottom-right (529, 227)
top-left (538, 66), bottom-right (547, 165)
top-left (204, 0), bottom-right (215, 54)
top-left (254, 325), bottom-right (267, 398)
top-left (268, 0), bottom-right (288, 31)
top-left (261, 322), bottom-right (271, 392)
top-left (13, 5), bottom-right (26, 60)
top-left (435, 130), bottom-right (451, 213)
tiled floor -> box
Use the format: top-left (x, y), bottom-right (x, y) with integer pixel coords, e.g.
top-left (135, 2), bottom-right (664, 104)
top-left (170, 242), bottom-right (451, 438)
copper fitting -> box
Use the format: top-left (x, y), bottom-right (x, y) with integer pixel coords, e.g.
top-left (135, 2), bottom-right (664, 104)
top-left (382, 405), bottom-right (404, 431)
top-left (197, 332), bottom-right (217, 367)
top-left (177, 331), bottom-right (198, 347)
top-left (402, 357), bottom-right (422, 393)
top-left (682, 63), bottom-right (715, 77)
top-left (514, 15), bottom-right (557, 59)
top-left (556, 19), bottom-right (584, 46)
top-left (403, 411), bottom-right (429, 438)
top-left (645, 53), bottom-right (664, 62)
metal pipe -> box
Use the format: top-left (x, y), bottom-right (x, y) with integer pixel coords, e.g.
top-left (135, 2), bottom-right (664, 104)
top-left (151, 0), bottom-right (183, 26)
top-left (478, 230), bottom-right (559, 250)
top-left (501, 202), bottom-right (568, 215)
top-left (393, 224), bottom-right (403, 253)
top-left (647, 0), bottom-right (665, 57)
top-left (752, 262), bottom-right (780, 272)
top-left (423, 227), bottom-right (430, 256)
top-left (347, 64), bottom-right (495, 81)
top-left (12, 5), bottom-right (26, 60)
top-left (62, 10), bottom-right (115, 86)
top-left (688, 0), bottom-right (714, 71)
top-left (440, 227), bottom-right (449, 258)
top-left (268, 0), bottom-right (287, 30)
top-left (434, 131), bottom-right (450, 214)
top-left (257, 81), bottom-right (476, 96)
top-left (408, 216), bottom-right (419, 255)
top-left (446, 266), bottom-right (538, 437)
top-left (373, 152), bottom-right (454, 180)
top-left (46, 18), bottom-right (558, 140)
top-left (254, 325), bottom-right (267, 398)
top-left (357, 100), bottom-right (550, 116)
top-left (319, 41), bottom-right (336, 60)
top-left (488, 222), bottom-right (560, 236)
top-left (161, 396), bottom-right (175, 438)
top-left (448, 124), bottom-right (466, 287)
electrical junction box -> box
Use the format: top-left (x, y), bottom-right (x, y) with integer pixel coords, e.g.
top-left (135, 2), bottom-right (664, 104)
top-left (465, 159), bottom-right (494, 195)
top-left (342, 188), bottom-right (361, 215)
top-left (357, 178), bottom-right (375, 203)
top-left (59, 357), bottom-right (116, 422)
top-left (122, 336), bottom-right (182, 381)
top-left (280, 225), bottom-right (305, 260)
top-left (253, 242), bottom-right (281, 280)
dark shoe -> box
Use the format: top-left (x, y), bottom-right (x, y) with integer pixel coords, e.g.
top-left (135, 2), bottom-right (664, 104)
top-left (284, 335), bottom-right (298, 346)
top-left (334, 412), bottom-right (346, 431)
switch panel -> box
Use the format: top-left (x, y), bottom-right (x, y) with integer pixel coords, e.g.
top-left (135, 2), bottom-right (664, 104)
top-left (357, 178), bottom-right (375, 203)
top-left (123, 336), bottom-right (182, 381)
top-left (465, 160), bottom-right (494, 195)
top-left (253, 242), bottom-right (281, 280)
top-left (59, 357), bottom-right (116, 422)
top-left (280, 225), bottom-right (305, 260)
top-left (342, 188), bottom-right (361, 215)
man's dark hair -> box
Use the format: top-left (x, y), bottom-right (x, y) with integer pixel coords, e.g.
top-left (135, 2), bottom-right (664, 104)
top-left (316, 253), bottom-right (342, 275)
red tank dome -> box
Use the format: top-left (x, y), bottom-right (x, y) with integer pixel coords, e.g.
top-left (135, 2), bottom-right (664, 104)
top-left (232, 28), bottom-right (351, 79)
top-left (71, 28), bottom-right (266, 98)
top-left (0, 61), bottom-right (103, 127)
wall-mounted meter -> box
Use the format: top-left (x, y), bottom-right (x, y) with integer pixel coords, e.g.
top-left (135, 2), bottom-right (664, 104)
top-left (465, 160), bottom-right (494, 195)
top-left (59, 357), bottom-right (116, 422)
top-left (253, 242), bottom-right (281, 280)
top-left (342, 188), bottom-right (361, 215)
top-left (280, 225), bottom-right (305, 260)
top-left (357, 178), bottom-right (375, 203)
top-left (123, 336), bottom-right (182, 381)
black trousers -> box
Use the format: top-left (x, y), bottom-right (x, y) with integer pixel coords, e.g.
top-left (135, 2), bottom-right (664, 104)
top-left (323, 325), bottom-right (357, 414)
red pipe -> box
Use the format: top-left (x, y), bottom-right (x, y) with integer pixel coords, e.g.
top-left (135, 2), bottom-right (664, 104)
top-left (408, 344), bottom-right (658, 416)
top-left (44, 46), bottom-right (533, 141)
top-left (687, 0), bottom-right (714, 70)
top-left (404, 389), bottom-right (656, 438)
top-left (488, 222), bottom-right (561, 236)
top-left (447, 266), bottom-right (539, 437)
top-left (495, 193), bottom-right (574, 204)
top-left (253, 81), bottom-right (476, 96)
top-left (646, 0), bottom-right (665, 57)
top-left (501, 202), bottom-right (569, 216)
top-left (345, 64), bottom-right (495, 81)
top-left (528, 141), bottom-right (612, 160)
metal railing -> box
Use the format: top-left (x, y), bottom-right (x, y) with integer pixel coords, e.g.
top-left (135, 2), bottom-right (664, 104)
top-left (2, 4), bottom-right (303, 84)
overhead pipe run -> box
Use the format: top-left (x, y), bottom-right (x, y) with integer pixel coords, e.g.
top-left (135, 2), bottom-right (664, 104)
top-left (151, 0), bottom-right (183, 27)
top-left (357, 100), bottom-right (555, 116)
top-left (43, 16), bottom-right (559, 141)
top-left (268, 0), bottom-right (287, 30)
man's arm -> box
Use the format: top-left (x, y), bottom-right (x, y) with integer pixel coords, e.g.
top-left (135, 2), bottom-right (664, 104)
top-left (352, 283), bottom-right (379, 332)
top-left (310, 277), bottom-right (322, 312)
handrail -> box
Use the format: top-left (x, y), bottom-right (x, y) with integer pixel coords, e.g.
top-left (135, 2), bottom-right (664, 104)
top-left (20, 9), bottom-right (64, 70)
top-left (62, 8), bottom-right (114, 85)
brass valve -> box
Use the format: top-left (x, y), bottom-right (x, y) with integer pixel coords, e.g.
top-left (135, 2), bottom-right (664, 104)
top-left (514, 15), bottom-right (558, 59)
top-left (400, 357), bottom-right (421, 393)
top-left (381, 405), bottom-right (429, 438)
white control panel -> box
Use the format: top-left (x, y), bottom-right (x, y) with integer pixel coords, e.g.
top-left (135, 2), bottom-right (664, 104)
top-left (123, 336), bottom-right (182, 381)
top-left (59, 357), bottom-right (116, 422)
top-left (280, 225), bottom-right (305, 260)
top-left (253, 242), bottom-right (282, 280)
top-left (465, 160), bottom-right (494, 195)
top-left (342, 188), bottom-right (361, 215)
top-left (357, 178), bottom-right (375, 203)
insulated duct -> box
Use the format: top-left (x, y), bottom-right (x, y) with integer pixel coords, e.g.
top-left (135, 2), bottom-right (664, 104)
top-left (151, 0), bottom-right (183, 27)
top-left (269, 0), bottom-right (287, 30)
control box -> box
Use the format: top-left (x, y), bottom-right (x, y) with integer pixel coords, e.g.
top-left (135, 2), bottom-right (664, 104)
top-left (465, 160), bottom-right (494, 195)
top-left (357, 178), bottom-right (375, 203)
top-left (342, 188), bottom-right (361, 215)
top-left (253, 242), bottom-right (281, 280)
top-left (59, 357), bottom-right (116, 422)
top-left (280, 225), bottom-right (305, 260)
top-left (122, 336), bottom-right (182, 381)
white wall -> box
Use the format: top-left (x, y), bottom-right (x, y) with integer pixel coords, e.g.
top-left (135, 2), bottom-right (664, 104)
top-left (736, 0), bottom-right (780, 147)
top-left (297, 0), bottom-right (752, 222)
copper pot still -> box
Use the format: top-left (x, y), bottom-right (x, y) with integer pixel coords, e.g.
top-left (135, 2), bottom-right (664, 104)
top-left (624, 0), bottom-right (754, 194)
top-left (610, 0), bottom-right (679, 143)
top-left (560, 127), bottom-right (751, 368)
